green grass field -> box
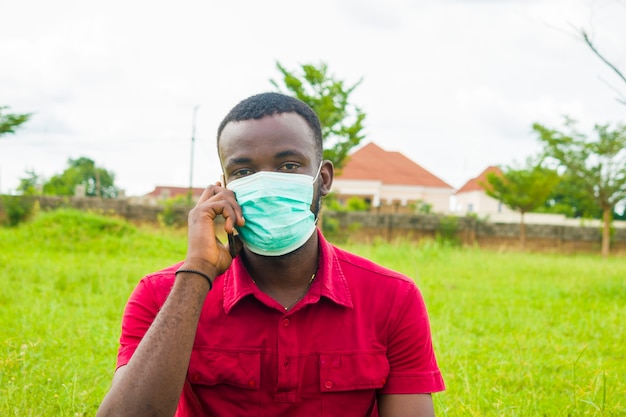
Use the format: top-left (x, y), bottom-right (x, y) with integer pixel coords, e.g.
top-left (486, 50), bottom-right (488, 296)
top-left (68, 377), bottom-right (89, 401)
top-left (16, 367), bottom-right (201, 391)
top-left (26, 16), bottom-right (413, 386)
top-left (1, 209), bottom-right (624, 416)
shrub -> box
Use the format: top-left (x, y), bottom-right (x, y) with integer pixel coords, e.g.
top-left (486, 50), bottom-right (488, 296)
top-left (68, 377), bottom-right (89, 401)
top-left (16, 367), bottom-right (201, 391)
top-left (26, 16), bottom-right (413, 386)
top-left (436, 215), bottom-right (460, 246)
top-left (158, 195), bottom-right (191, 227)
top-left (0, 195), bottom-right (36, 227)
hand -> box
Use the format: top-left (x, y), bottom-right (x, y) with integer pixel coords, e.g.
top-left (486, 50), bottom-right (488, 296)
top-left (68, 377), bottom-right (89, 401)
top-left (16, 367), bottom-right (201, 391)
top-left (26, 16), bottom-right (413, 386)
top-left (181, 182), bottom-right (245, 278)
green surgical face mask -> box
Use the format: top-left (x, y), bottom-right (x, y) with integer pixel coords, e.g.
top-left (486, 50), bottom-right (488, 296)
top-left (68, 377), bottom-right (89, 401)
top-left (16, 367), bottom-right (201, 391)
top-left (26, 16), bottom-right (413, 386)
top-left (226, 163), bottom-right (322, 256)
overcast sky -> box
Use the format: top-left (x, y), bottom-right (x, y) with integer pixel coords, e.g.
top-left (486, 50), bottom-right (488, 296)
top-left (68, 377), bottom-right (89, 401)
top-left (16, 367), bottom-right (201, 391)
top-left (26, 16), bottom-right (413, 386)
top-left (1, 0), bottom-right (625, 196)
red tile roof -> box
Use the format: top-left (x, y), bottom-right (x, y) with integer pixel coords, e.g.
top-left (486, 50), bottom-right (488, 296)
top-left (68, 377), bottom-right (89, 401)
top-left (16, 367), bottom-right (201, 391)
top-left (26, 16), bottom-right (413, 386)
top-left (336, 142), bottom-right (453, 188)
top-left (145, 186), bottom-right (205, 199)
top-left (456, 166), bottom-right (503, 194)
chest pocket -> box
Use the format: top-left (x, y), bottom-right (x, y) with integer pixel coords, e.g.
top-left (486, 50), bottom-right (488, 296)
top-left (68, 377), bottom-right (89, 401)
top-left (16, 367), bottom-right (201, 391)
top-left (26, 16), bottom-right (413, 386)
top-left (318, 353), bottom-right (389, 416)
top-left (187, 349), bottom-right (261, 390)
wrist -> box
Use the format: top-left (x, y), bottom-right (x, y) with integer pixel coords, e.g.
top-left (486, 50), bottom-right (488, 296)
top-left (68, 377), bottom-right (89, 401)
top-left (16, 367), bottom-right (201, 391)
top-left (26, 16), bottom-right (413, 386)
top-left (178, 259), bottom-right (219, 281)
top-left (175, 269), bottom-right (214, 290)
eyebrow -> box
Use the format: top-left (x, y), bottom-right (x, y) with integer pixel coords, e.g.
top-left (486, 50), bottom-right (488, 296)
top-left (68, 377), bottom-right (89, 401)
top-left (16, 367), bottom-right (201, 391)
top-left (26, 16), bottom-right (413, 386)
top-left (274, 149), bottom-right (308, 160)
top-left (226, 157), bottom-right (253, 167)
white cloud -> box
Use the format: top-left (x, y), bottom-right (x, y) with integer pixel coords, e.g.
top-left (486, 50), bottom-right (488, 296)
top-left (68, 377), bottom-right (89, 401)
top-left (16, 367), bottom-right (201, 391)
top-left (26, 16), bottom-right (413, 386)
top-left (1, 0), bottom-right (625, 195)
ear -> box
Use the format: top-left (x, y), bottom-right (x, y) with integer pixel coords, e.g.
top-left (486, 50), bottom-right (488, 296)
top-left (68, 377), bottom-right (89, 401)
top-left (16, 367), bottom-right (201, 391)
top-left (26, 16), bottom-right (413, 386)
top-left (319, 160), bottom-right (334, 196)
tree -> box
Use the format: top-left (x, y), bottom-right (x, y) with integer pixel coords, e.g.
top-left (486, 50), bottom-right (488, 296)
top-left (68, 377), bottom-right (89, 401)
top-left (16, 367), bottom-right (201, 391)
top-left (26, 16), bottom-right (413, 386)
top-left (270, 62), bottom-right (366, 170)
top-left (539, 170), bottom-right (601, 218)
top-left (43, 157), bottom-right (119, 198)
top-left (0, 106), bottom-right (32, 137)
top-left (533, 118), bottom-right (626, 258)
top-left (17, 170), bottom-right (43, 196)
top-left (482, 158), bottom-right (560, 250)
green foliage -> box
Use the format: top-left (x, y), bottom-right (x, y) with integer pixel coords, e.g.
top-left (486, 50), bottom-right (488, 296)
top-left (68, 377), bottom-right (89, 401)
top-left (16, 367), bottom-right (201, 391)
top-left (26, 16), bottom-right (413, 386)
top-left (483, 158), bottom-right (559, 249)
top-left (17, 169), bottom-right (43, 195)
top-left (539, 170), bottom-right (602, 218)
top-left (436, 215), bottom-right (460, 246)
top-left (534, 118), bottom-right (626, 256)
top-left (270, 62), bottom-right (366, 170)
top-left (0, 105), bottom-right (31, 137)
top-left (27, 209), bottom-right (135, 245)
top-left (409, 200), bottom-right (433, 214)
top-left (43, 157), bottom-right (118, 198)
top-left (466, 211), bottom-right (490, 224)
top-left (318, 195), bottom-right (367, 243)
top-left (345, 196), bottom-right (370, 211)
top-left (322, 192), bottom-right (369, 212)
top-left (158, 195), bottom-right (191, 227)
top-left (320, 213), bottom-right (340, 237)
top-left (0, 195), bottom-right (36, 226)
top-left (321, 192), bottom-right (343, 212)
top-left (483, 158), bottom-right (560, 215)
top-left (534, 118), bottom-right (626, 212)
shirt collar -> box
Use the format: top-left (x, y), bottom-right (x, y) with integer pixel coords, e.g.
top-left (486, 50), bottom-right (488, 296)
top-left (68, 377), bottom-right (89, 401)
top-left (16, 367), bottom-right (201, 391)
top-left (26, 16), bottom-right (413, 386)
top-left (222, 229), bottom-right (353, 314)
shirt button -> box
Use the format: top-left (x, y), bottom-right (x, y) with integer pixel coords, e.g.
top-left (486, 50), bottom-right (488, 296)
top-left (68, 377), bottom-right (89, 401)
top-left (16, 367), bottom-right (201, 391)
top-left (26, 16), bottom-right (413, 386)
top-left (282, 318), bottom-right (290, 327)
top-left (324, 380), bottom-right (333, 389)
top-left (248, 379), bottom-right (256, 388)
top-left (192, 374), bottom-right (200, 382)
top-left (381, 377), bottom-right (387, 385)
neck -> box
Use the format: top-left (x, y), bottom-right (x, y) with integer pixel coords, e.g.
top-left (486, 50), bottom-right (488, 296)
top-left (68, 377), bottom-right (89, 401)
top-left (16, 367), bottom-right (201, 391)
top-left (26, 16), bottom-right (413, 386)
top-left (242, 231), bottom-right (319, 290)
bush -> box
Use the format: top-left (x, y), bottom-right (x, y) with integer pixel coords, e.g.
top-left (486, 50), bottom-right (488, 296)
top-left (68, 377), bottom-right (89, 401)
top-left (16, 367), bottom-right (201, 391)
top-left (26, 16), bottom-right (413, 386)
top-left (0, 195), bottom-right (36, 227)
top-left (436, 215), bottom-right (460, 246)
top-left (158, 195), bottom-right (192, 227)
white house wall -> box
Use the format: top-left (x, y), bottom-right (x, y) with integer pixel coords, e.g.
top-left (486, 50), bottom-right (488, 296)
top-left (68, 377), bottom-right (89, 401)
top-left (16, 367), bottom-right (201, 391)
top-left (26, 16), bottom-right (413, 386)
top-left (331, 179), bottom-right (383, 206)
top-left (332, 179), bottom-right (453, 213)
top-left (455, 190), bottom-right (515, 215)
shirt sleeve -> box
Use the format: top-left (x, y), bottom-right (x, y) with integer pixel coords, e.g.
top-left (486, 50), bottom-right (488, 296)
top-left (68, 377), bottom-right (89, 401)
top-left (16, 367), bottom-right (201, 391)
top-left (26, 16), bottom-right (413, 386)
top-left (116, 276), bottom-right (163, 370)
top-left (380, 282), bottom-right (445, 394)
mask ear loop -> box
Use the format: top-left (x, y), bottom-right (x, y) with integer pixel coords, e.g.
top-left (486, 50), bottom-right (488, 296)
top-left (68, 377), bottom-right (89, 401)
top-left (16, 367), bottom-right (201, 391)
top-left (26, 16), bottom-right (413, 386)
top-left (312, 160), bottom-right (323, 183)
top-left (312, 161), bottom-right (324, 225)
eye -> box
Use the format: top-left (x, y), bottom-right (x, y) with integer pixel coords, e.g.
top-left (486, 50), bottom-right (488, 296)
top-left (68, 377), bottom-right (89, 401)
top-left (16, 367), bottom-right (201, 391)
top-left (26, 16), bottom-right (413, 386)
top-left (232, 168), bottom-right (254, 178)
top-left (279, 163), bottom-right (300, 171)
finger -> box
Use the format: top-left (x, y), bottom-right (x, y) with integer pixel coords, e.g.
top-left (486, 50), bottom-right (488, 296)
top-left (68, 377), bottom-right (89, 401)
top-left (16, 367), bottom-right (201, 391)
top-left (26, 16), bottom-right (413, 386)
top-left (216, 190), bottom-right (244, 232)
top-left (195, 184), bottom-right (222, 206)
top-left (193, 186), bottom-right (244, 233)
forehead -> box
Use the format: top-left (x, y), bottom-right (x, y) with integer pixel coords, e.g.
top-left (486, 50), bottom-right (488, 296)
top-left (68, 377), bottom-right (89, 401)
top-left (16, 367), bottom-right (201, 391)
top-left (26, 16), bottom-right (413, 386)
top-left (218, 112), bottom-right (316, 162)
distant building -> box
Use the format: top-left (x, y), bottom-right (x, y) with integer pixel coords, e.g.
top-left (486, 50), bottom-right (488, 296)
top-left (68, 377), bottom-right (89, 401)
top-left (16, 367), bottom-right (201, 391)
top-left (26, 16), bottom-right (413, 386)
top-left (455, 166), bottom-right (515, 215)
top-left (332, 142), bottom-right (454, 213)
top-left (137, 185), bottom-right (205, 205)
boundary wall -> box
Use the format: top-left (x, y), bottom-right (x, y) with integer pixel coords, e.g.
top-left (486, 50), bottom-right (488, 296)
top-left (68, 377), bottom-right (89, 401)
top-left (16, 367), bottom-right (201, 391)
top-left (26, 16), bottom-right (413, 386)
top-left (2, 196), bottom-right (624, 254)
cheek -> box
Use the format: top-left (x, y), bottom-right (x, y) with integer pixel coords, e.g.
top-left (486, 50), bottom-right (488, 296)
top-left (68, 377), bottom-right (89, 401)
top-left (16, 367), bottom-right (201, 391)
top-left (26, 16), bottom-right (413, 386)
top-left (310, 183), bottom-right (323, 215)
top-left (314, 181), bottom-right (323, 200)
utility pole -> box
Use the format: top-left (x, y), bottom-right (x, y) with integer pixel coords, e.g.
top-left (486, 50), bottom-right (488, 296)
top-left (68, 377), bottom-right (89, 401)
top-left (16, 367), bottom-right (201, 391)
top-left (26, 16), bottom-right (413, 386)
top-left (189, 105), bottom-right (200, 205)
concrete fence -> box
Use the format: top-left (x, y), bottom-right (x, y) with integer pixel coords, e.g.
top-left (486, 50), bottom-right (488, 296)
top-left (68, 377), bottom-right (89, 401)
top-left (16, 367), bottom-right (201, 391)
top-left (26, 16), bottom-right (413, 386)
top-left (324, 211), bottom-right (626, 254)
top-left (2, 196), bottom-right (625, 255)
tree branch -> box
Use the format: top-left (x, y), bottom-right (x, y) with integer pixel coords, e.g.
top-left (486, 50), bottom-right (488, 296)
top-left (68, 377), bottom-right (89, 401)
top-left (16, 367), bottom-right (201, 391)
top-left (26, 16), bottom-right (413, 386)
top-left (581, 29), bottom-right (626, 88)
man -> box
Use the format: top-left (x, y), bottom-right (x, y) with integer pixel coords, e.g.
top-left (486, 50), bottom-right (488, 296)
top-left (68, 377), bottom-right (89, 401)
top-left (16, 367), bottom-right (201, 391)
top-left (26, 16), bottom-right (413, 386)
top-left (97, 92), bottom-right (445, 417)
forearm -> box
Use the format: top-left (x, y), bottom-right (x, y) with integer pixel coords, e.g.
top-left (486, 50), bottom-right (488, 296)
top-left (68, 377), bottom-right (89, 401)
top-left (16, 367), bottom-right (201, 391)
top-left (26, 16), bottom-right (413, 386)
top-left (378, 393), bottom-right (435, 417)
top-left (97, 273), bottom-right (211, 417)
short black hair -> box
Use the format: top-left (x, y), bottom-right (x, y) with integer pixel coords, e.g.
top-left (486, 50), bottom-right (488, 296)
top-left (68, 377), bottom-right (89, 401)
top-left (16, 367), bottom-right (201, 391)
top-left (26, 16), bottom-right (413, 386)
top-left (217, 92), bottom-right (323, 161)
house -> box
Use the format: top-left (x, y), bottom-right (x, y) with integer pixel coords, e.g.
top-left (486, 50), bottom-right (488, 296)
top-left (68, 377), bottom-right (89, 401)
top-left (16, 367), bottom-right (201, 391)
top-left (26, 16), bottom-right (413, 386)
top-left (331, 142), bottom-right (454, 213)
top-left (455, 166), bottom-right (515, 215)
top-left (136, 185), bottom-right (205, 205)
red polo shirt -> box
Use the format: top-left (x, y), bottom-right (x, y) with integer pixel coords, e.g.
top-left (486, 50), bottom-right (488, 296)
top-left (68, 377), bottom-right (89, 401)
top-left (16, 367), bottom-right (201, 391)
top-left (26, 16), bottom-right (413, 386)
top-left (117, 230), bottom-right (444, 416)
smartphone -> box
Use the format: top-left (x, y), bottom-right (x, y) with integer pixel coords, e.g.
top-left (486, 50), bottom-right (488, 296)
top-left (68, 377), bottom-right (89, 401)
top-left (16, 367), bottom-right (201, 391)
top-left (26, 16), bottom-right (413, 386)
top-left (227, 233), bottom-right (237, 258)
